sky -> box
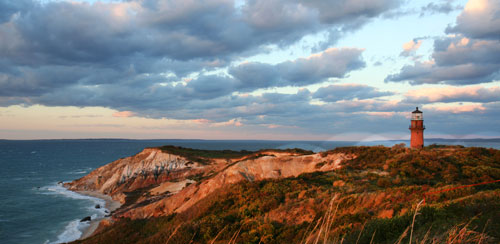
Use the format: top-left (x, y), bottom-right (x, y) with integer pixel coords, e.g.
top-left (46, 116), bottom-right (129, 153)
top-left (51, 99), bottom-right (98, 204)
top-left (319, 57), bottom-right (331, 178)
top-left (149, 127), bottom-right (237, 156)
top-left (0, 0), bottom-right (499, 140)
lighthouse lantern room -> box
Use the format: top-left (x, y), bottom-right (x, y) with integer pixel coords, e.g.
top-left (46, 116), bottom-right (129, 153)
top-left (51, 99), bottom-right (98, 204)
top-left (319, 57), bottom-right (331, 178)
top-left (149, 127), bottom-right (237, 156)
top-left (409, 107), bottom-right (425, 148)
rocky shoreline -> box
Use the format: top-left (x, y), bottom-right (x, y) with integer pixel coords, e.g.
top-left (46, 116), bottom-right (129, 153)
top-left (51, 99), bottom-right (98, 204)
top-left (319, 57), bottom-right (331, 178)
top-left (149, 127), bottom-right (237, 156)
top-left (70, 190), bottom-right (122, 240)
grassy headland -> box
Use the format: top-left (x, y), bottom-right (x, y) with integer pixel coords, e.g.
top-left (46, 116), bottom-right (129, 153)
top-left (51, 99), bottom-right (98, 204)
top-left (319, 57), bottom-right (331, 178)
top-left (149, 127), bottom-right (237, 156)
top-left (73, 145), bottom-right (500, 244)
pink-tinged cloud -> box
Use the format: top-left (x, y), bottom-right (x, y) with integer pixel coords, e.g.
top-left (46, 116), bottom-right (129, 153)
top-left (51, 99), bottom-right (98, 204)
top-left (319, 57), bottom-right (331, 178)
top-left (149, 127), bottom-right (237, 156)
top-left (427, 104), bottom-right (486, 113)
top-left (401, 39), bottom-right (423, 56)
top-left (192, 119), bottom-right (211, 124)
top-left (212, 119), bottom-right (243, 127)
top-left (264, 124), bottom-right (298, 129)
top-left (359, 111), bottom-right (396, 118)
top-left (112, 111), bottom-right (136, 117)
top-left (406, 85), bottom-right (500, 103)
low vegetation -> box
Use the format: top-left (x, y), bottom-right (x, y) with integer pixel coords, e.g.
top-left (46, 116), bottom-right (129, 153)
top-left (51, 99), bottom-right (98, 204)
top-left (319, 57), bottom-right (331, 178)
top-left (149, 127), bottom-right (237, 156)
top-left (74, 145), bottom-right (500, 244)
top-left (155, 145), bottom-right (313, 164)
top-left (155, 145), bottom-right (255, 164)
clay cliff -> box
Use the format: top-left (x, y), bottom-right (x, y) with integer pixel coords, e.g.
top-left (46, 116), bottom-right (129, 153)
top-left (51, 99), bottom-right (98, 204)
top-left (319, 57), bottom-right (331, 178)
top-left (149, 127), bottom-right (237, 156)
top-left (66, 147), bottom-right (210, 203)
top-left (66, 146), bottom-right (355, 219)
top-left (69, 145), bottom-right (500, 244)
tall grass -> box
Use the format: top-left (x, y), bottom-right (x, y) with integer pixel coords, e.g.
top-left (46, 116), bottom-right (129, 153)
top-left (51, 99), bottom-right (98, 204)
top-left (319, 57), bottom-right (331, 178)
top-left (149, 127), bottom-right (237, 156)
top-left (301, 197), bottom-right (495, 244)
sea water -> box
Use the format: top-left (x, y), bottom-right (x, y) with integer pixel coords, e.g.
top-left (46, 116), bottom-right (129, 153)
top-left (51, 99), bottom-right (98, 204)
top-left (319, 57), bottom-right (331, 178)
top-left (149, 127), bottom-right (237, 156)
top-left (0, 139), bottom-right (499, 244)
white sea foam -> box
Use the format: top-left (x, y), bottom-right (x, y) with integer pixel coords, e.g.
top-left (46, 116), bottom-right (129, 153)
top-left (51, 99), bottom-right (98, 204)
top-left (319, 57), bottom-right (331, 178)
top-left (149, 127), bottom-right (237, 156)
top-left (51, 219), bottom-right (88, 244)
top-left (67, 167), bottom-right (93, 175)
top-left (43, 183), bottom-right (109, 244)
top-left (43, 184), bottom-right (105, 206)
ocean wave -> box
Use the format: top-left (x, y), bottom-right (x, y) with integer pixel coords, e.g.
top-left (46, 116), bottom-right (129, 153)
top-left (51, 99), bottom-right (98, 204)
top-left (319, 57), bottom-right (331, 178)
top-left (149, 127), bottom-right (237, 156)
top-left (42, 184), bottom-right (104, 204)
top-left (42, 183), bottom-right (109, 243)
top-left (50, 218), bottom-right (89, 244)
top-left (67, 170), bottom-right (88, 175)
top-left (67, 167), bottom-right (93, 175)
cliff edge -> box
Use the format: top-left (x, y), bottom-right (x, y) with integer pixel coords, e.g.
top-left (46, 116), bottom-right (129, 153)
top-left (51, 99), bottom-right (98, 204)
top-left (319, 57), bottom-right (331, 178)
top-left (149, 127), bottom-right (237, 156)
top-left (69, 145), bottom-right (500, 244)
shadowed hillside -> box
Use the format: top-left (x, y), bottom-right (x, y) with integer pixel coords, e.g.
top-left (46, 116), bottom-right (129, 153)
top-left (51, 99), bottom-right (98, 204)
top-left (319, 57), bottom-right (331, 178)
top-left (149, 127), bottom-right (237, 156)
top-left (70, 144), bottom-right (500, 244)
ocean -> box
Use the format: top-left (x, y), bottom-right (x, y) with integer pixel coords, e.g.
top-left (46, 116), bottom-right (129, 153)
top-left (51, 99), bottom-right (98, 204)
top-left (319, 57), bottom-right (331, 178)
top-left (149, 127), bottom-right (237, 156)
top-left (0, 139), bottom-right (499, 244)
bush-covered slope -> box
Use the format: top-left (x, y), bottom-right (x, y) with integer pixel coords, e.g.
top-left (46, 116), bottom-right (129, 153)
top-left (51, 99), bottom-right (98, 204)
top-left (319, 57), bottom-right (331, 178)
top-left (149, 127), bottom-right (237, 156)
top-left (72, 145), bottom-right (500, 244)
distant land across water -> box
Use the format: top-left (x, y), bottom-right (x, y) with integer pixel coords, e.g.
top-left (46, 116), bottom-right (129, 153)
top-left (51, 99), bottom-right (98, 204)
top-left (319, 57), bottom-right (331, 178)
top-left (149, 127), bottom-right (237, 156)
top-left (0, 138), bottom-right (499, 244)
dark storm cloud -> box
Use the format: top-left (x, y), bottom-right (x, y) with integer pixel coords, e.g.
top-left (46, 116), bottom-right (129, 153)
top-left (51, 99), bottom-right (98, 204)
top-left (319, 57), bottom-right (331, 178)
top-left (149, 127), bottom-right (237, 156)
top-left (313, 84), bottom-right (394, 102)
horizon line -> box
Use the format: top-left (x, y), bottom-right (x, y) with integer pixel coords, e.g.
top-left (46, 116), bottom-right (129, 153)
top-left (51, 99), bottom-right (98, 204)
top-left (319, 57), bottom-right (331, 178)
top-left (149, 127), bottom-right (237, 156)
top-left (2, 137), bottom-right (500, 142)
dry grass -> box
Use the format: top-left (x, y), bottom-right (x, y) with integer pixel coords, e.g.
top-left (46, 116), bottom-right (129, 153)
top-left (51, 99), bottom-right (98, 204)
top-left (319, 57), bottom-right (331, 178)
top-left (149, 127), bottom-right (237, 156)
top-left (409, 199), bottom-right (425, 244)
top-left (303, 194), bottom-right (339, 244)
top-left (165, 223), bottom-right (182, 244)
top-left (300, 196), bottom-right (495, 244)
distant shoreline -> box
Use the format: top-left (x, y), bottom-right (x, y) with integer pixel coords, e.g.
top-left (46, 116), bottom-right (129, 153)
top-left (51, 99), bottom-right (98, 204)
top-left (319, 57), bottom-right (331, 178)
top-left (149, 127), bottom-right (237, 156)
top-left (2, 138), bottom-right (500, 142)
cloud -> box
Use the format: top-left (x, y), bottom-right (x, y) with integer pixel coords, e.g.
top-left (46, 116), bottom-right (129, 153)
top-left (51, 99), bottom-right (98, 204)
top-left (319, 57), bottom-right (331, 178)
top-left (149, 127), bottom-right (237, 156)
top-left (0, 0), bottom-right (391, 115)
top-left (446, 0), bottom-right (500, 39)
top-left (400, 39), bottom-right (423, 56)
top-left (385, 61), bottom-right (500, 85)
top-left (301, 0), bottom-right (400, 24)
top-left (229, 62), bottom-right (280, 91)
top-left (425, 103), bottom-right (486, 113)
top-left (0, 0), bottom-right (394, 67)
top-left (313, 84), bottom-right (394, 102)
top-left (211, 119), bottom-right (243, 127)
top-left (277, 48), bottom-right (366, 85)
top-left (386, 37), bottom-right (500, 85)
top-left (0, 0), bottom-right (32, 23)
top-left (230, 48), bottom-right (365, 89)
top-left (185, 75), bottom-right (236, 100)
top-left (420, 1), bottom-right (462, 16)
top-left (242, 0), bottom-right (400, 45)
top-left (405, 85), bottom-right (500, 103)
top-left (387, 35), bottom-right (500, 85)
top-left (387, 0), bottom-right (500, 85)
top-left (1, 0), bottom-right (500, 138)
top-left (112, 111), bottom-right (136, 118)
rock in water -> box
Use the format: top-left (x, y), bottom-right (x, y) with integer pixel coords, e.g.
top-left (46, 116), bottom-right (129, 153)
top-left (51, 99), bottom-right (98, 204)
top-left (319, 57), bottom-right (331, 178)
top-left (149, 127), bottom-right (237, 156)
top-left (95, 204), bottom-right (101, 209)
top-left (80, 216), bottom-right (91, 222)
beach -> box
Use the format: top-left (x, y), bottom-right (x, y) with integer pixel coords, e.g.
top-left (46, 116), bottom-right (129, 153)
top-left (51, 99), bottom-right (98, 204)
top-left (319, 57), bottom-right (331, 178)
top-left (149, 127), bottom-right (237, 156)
top-left (75, 191), bottom-right (122, 240)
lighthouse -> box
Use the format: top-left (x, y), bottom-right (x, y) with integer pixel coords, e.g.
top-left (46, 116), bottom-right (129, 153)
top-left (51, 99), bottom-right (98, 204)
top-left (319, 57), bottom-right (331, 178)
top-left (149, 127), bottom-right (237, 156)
top-left (409, 107), bottom-right (425, 148)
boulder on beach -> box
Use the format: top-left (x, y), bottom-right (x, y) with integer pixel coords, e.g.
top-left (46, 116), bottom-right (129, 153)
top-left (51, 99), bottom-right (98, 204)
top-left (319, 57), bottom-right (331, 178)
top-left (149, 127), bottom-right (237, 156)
top-left (80, 216), bottom-right (91, 222)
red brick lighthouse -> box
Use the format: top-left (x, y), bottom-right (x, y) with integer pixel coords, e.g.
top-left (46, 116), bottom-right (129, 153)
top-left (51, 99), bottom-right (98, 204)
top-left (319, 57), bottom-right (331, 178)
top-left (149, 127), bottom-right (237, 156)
top-left (409, 107), bottom-right (425, 148)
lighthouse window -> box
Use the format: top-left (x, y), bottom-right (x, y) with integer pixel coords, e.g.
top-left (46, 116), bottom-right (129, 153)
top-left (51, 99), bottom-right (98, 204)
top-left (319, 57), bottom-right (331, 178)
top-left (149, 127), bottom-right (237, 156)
top-left (412, 114), bottom-right (422, 120)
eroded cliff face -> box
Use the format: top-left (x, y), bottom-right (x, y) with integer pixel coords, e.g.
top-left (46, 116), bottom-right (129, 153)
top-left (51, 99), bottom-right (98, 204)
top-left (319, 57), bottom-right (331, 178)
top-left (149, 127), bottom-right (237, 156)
top-left (67, 147), bottom-right (354, 220)
top-left (65, 148), bottom-right (222, 203)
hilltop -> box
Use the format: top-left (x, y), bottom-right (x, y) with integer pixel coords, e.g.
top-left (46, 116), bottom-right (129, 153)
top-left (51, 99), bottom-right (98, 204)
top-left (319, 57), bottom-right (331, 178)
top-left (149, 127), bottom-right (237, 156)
top-left (67, 144), bottom-right (500, 243)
